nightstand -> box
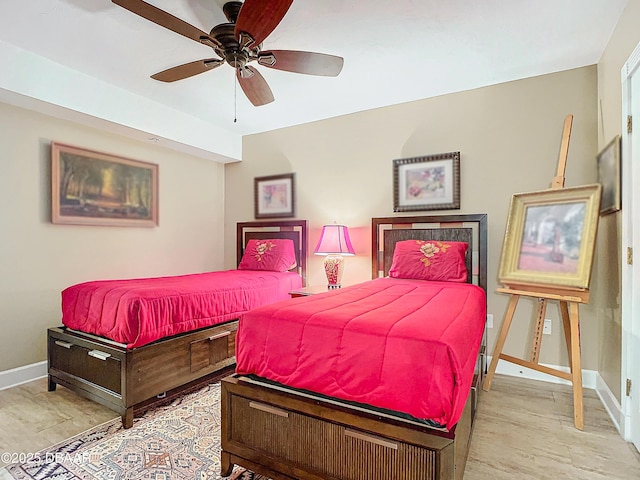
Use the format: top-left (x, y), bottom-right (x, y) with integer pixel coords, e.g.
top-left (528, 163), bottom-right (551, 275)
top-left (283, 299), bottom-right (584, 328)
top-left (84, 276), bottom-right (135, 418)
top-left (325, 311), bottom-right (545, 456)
top-left (289, 285), bottom-right (339, 298)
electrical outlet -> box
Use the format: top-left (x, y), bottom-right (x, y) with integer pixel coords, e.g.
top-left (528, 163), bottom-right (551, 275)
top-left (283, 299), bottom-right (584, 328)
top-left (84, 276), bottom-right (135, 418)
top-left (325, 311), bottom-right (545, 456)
top-left (487, 313), bottom-right (493, 329)
top-left (543, 318), bottom-right (552, 335)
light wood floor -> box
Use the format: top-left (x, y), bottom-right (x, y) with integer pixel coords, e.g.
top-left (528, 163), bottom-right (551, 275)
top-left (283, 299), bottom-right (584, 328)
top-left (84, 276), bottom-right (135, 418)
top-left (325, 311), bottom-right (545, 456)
top-left (0, 374), bottom-right (638, 478)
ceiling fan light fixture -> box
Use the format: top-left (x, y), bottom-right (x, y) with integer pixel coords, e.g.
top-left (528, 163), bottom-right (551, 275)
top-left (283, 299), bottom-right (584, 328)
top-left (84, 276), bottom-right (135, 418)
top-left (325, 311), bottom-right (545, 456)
top-left (227, 51), bottom-right (249, 68)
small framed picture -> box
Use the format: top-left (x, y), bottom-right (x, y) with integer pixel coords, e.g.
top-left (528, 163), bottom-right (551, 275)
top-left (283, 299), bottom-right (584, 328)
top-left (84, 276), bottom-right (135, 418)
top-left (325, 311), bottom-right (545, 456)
top-left (254, 173), bottom-right (296, 219)
top-left (596, 135), bottom-right (621, 215)
top-left (393, 152), bottom-right (460, 212)
top-left (498, 184), bottom-right (602, 289)
top-left (51, 142), bottom-right (158, 227)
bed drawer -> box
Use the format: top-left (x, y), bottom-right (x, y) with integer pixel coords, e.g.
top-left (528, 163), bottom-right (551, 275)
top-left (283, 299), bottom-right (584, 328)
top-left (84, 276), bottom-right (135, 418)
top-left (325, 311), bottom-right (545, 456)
top-left (224, 386), bottom-right (448, 480)
top-left (49, 338), bottom-right (121, 394)
top-left (48, 323), bottom-right (238, 428)
top-left (190, 329), bottom-right (236, 372)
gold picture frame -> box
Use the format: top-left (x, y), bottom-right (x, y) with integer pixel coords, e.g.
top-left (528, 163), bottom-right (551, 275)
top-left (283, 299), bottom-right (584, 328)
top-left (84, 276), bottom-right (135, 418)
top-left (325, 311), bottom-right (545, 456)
top-left (498, 184), bottom-right (601, 289)
top-left (52, 143), bottom-right (159, 227)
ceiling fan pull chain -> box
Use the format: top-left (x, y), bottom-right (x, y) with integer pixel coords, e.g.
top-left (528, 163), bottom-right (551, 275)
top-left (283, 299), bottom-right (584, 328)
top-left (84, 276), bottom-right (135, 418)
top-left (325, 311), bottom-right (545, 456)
top-left (234, 60), bottom-right (238, 123)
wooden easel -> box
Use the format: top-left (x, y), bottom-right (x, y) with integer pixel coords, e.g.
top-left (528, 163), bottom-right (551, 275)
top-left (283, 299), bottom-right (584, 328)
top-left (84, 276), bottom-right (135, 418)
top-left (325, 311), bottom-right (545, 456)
top-left (483, 114), bottom-right (589, 430)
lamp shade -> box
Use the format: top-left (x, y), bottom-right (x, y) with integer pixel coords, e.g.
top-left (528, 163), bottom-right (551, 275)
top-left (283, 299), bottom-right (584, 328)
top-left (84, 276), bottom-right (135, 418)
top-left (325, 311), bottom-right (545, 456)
top-left (314, 224), bottom-right (355, 256)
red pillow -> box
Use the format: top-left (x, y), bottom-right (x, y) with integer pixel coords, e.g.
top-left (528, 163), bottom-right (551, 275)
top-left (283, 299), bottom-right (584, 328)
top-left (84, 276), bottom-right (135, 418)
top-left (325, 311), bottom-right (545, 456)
top-left (388, 240), bottom-right (468, 282)
top-left (238, 239), bottom-right (297, 272)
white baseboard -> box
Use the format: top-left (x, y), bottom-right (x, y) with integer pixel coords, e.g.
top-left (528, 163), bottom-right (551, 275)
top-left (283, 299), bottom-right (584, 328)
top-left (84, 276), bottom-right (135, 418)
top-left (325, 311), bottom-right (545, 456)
top-left (488, 356), bottom-right (597, 389)
top-left (0, 361), bottom-right (47, 391)
top-left (595, 372), bottom-right (624, 435)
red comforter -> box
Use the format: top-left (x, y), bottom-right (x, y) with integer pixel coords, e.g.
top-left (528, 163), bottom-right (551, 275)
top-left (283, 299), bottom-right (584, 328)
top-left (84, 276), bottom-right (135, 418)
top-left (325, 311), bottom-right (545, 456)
top-left (236, 277), bottom-right (486, 429)
top-left (62, 270), bottom-right (302, 348)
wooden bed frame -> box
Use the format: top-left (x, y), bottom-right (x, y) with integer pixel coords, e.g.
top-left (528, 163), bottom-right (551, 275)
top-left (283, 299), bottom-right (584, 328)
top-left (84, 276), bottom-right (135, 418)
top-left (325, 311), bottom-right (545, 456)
top-left (221, 214), bottom-right (488, 480)
top-left (47, 219), bottom-right (308, 428)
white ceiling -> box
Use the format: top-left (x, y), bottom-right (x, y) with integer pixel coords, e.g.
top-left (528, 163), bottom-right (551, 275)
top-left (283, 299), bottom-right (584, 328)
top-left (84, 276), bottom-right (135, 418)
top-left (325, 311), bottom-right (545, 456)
top-left (0, 0), bottom-right (629, 162)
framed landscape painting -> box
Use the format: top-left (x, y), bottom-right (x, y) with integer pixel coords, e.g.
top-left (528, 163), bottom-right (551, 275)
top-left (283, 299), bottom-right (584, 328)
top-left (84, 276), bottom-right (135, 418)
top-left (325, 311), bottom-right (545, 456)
top-left (254, 173), bottom-right (295, 219)
top-left (498, 184), bottom-right (601, 290)
top-left (393, 152), bottom-right (460, 212)
top-left (51, 143), bottom-right (158, 227)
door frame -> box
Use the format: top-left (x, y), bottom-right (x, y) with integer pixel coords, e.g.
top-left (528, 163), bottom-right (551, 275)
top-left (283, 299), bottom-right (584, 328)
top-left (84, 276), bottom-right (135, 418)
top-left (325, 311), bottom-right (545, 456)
top-left (620, 40), bottom-right (640, 449)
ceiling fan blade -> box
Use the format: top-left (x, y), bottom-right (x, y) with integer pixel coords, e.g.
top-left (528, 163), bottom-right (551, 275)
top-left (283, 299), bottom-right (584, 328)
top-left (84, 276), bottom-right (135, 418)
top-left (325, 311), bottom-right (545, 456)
top-left (257, 50), bottom-right (344, 77)
top-left (112, 0), bottom-right (220, 48)
top-left (237, 66), bottom-right (274, 106)
top-left (151, 59), bottom-right (224, 82)
top-left (234, 0), bottom-right (293, 48)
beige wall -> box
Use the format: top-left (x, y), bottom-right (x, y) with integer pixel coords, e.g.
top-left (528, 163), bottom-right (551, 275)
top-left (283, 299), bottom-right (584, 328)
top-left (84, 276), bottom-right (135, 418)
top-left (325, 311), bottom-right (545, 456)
top-left (595, 0), bottom-right (640, 401)
top-left (225, 66), bottom-right (600, 370)
top-left (4, 2), bottom-right (635, 394)
top-left (0, 102), bottom-right (225, 371)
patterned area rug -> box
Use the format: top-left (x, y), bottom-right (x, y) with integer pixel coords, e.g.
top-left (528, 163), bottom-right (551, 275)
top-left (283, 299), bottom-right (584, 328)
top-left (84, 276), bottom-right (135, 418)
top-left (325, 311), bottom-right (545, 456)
top-left (3, 383), bottom-right (268, 480)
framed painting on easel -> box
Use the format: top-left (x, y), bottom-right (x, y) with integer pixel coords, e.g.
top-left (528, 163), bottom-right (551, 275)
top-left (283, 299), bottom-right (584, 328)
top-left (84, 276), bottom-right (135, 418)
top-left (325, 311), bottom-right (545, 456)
top-left (486, 115), bottom-right (600, 431)
top-left (498, 184), bottom-right (601, 290)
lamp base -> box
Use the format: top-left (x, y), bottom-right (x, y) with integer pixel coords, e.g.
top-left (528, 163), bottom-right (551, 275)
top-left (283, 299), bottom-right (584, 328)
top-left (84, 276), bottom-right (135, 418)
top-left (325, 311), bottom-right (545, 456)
top-left (323, 254), bottom-right (344, 288)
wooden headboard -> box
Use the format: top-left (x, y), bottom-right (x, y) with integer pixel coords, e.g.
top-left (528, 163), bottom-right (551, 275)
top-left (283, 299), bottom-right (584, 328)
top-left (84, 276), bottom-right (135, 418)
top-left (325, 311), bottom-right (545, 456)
top-left (236, 220), bottom-right (308, 286)
top-left (371, 214), bottom-right (488, 292)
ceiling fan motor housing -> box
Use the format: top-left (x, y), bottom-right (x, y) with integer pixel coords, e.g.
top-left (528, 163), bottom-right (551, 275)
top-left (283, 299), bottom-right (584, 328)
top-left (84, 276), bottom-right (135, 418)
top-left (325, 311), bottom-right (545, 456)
top-left (210, 23), bottom-right (249, 67)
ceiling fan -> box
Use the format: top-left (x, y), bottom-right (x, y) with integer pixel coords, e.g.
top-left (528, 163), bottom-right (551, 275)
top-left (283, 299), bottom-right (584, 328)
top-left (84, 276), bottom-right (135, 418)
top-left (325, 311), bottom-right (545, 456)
top-left (111, 0), bottom-right (344, 106)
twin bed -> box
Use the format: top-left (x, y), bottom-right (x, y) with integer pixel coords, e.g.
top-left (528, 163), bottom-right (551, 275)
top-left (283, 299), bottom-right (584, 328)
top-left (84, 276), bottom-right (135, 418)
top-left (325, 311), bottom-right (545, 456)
top-left (47, 220), bottom-right (308, 428)
top-left (47, 213), bottom-right (487, 480)
top-left (221, 214), bottom-right (488, 480)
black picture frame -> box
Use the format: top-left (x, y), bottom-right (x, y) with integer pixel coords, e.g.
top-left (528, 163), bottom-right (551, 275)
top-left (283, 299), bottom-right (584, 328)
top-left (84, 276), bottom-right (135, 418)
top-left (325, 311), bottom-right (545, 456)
top-left (254, 173), bottom-right (296, 219)
top-left (393, 152), bottom-right (461, 212)
top-left (596, 135), bottom-right (621, 215)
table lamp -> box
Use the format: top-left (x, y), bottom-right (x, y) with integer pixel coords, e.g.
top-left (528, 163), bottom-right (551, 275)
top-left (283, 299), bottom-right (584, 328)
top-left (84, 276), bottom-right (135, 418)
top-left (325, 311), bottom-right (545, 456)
top-left (314, 224), bottom-right (355, 288)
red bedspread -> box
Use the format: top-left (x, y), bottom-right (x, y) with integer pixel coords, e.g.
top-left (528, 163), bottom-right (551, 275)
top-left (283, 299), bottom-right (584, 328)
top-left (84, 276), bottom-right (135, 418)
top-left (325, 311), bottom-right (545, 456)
top-left (236, 277), bottom-right (486, 429)
top-left (62, 270), bottom-right (302, 348)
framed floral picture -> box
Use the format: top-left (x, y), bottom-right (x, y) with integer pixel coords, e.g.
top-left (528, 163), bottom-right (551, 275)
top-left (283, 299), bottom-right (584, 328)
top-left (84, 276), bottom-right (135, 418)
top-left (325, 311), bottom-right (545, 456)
top-left (51, 142), bottom-right (158, 227)
top-left (498, 184), bottom-right (602, 289)
top-left (254, 173), bottom-right (296, 219)
top-left (393, 152), bottom-right (461, 212)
